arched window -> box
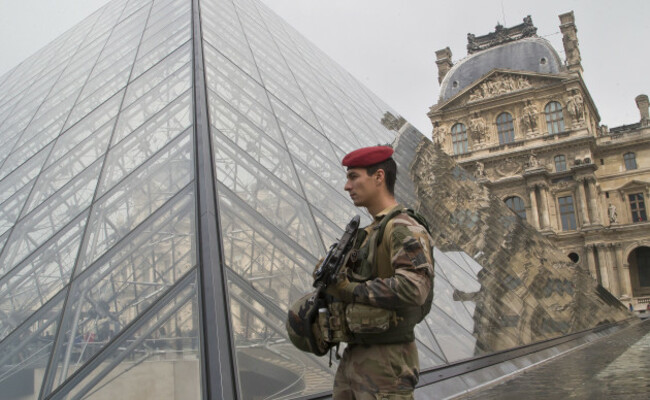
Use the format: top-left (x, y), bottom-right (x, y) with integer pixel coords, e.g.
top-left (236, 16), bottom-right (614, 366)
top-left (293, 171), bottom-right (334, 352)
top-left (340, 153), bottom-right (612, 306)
top-left (554, 155), bottom-right (567, 172)
top-left (624, 152), bottom-right (637, 170)
top-left (451, 123), bottom-right (468, 155)
top-left (496, 112), bottom-right (515, 144)
top-left (504, 196), bottom-right (526, 219)
top-left (545, 101), bottom-right (565, 134)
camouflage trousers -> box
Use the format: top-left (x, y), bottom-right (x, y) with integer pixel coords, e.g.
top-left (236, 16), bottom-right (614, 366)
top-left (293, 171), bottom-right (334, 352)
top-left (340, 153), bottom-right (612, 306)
top-left (333, 341), bottom-right (419, 400)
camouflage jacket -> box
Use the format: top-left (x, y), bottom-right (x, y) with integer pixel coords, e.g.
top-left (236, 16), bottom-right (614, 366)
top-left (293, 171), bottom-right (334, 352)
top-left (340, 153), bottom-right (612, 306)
top-left (340, 204), bottom-right (435, 310)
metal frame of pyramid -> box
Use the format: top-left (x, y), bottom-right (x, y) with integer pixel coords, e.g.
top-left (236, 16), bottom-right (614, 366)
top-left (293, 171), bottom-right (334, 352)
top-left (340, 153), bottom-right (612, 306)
top-left (0, 0), bottom-right (632, 399)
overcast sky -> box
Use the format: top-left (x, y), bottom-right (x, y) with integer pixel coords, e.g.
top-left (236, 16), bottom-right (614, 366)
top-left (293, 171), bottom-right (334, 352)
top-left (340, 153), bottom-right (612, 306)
top-left (1, 0), bottom-right (648, 135)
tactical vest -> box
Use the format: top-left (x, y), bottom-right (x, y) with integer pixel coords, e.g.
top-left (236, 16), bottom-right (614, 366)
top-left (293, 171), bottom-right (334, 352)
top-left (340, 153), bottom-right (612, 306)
top-left (325, 206), bottom-right (434, 345)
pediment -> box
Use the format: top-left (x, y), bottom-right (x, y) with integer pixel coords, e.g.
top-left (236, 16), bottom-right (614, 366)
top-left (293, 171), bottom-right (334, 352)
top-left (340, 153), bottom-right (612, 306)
top-left (435, 69), bottom-right (568, 111)
top-left (615, 179), bottom-right (650, 192)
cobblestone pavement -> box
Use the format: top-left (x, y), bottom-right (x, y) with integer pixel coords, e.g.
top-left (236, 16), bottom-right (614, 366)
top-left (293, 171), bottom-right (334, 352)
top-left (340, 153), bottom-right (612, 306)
top-left (458, 320), bottom-right (650, 399)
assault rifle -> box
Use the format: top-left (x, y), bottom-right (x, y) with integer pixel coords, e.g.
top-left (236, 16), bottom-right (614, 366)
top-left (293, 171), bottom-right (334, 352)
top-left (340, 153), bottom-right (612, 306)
top-left (304, 214), bottom-right (360, 360)
top-left (312, 215), bottom-right (361, 291)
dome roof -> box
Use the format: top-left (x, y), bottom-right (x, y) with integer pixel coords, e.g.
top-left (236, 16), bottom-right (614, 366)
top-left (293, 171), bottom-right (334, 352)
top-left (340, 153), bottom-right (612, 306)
top-left (439, 37), bottom-right (564, 102)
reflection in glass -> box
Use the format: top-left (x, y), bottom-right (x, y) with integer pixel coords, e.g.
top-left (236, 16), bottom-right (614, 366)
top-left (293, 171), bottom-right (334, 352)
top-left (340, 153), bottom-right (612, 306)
top-left (44, 189), bottom-right (195, 394)
top-left (47, 270), bottom-right (201, 400)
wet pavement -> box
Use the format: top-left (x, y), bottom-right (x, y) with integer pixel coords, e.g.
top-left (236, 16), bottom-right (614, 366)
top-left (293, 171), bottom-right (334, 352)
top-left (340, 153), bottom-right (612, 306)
top-left (458, 320), bottom-right (650, 399)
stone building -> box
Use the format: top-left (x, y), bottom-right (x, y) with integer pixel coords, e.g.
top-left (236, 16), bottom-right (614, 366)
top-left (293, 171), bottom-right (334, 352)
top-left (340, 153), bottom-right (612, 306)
top-left (429, 11), bottom-right (650, 309)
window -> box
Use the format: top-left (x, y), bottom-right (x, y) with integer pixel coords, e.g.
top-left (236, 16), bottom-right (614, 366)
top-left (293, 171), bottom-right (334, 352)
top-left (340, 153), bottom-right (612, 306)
top-left (554, 155), bottom-right (567, 172)
top-left (451, 123), bottom-right (468, 155)
top-left (545, 101), bottom-right (565, 134)
top-left (629, 193), bottom-right (647, 222)
top-left (558, 195), bottom-right (577, 230)
top-left (624, 152), bottom-right (637, 170)
top-left (504, 196), bottom-right (526, 219)
top-left (496, 112), bottom-right (515, 144)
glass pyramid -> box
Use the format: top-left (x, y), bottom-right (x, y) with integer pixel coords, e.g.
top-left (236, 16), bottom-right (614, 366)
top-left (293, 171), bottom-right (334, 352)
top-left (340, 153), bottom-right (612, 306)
top-left (0, 0), bottom-right (630, 399)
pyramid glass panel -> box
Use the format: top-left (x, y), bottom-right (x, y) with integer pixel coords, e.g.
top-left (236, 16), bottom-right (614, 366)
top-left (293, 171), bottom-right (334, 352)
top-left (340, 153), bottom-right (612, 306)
top-left (0, 0), bottom-right (633, 399)
top-left (0, 291), bottom-right (66, 399)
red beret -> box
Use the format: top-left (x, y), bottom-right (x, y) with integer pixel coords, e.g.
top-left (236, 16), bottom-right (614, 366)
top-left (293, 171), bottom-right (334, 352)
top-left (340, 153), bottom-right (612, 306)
top-left (342, 146), bottom-right (394, 167)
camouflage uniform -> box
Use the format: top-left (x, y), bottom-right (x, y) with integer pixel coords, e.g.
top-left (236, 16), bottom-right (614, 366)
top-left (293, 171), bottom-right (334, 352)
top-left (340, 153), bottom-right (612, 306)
top-left (328, 204), bottom-right (435, 399)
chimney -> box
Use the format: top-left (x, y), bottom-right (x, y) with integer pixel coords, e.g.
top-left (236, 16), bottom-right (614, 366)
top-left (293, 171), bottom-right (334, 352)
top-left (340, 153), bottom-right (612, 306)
top-left (435, 47), bottom-right (453, 85)
top-left (558, 11), bottom-right (583, 74)
top-left (636, 94), bottom-right (649, 126)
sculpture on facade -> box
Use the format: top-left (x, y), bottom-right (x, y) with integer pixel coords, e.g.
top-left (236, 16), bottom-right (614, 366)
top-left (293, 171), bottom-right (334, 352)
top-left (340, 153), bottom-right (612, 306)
top-left (467, 33), bottom-right (480, 53)
top-left (432, 121), bottom-right (444, 148)
top-left (469, 113), bottom-right (488, 144)
top-left (521, 100), bottom-right (538, 133)
top-left (599, 125), bottom-right (609, 136)
top-left (468, 74), bottom-right (531, 102)
top-left (522, 15), bottom-right (537, 36)
top-left (608, 203), bottom-right (618, 224)
top-left (527, 152), bottom-right (540, 168)
top-left (475, 161), bottom-right (486, 178)
top-left (566, 90), bottom-right (585, 123)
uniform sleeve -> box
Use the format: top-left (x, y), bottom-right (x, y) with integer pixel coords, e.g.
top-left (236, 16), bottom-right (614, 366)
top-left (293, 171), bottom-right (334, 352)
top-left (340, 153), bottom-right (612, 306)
top-left (346, 222), bottom-right (434, 309)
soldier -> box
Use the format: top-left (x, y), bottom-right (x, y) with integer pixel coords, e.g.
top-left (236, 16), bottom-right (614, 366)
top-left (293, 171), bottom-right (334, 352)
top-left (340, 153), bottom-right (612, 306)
top-left (325, 145), bottom-right (435, 399)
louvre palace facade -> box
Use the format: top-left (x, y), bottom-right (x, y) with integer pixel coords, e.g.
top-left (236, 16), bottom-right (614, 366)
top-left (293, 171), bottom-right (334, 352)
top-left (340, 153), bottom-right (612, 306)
top-left (430, 11), bottom-right (650, 312)
top-left (0, 1), bottom-right (635, 399)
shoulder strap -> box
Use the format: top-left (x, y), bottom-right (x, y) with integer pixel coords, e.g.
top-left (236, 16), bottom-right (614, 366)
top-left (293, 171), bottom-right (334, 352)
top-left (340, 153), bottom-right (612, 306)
top-left (366, 207), bottom-right (433, 270)
top-left (405, 209), bottom-right (432, 235)
top-left (366, 207), bottom-right (405, 266)
top-left (376, 207), bottom-right (431, 247)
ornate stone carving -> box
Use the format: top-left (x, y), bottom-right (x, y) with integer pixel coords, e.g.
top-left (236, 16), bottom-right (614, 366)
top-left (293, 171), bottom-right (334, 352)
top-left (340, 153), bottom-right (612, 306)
top-left (467, 33), bottom-right (480, 53)
top-left (475, 161), bottom-right (486, 178)
top-left (562, 34), bottom-right (580, 67)
top-left (468, 74), bottom-right (532, 102)
top-left (598, 124), bottom-right (609, 136)
top-left (560, 12), bottom-right (582, 70)
top-left (551, 179), bottom-right (576, 193)
top-left (566, 90), bottom-right (585, 125)
top-left (466, 16), bottom-right (538, 54)
top-left (521, 100), bottom-right (538, 133)
top-left (469, 113), bottom-right (488, 145)
top-left (522, 15), bottom-right (536, 36)
top-left (495, 157), bottom-right (522, 177)
top-left (526, 152), bottom-right (540, 169)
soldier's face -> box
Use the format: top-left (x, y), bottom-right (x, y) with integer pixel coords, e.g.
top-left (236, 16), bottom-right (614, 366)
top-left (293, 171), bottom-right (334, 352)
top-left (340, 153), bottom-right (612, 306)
top-left (344, 167), bottom-right (379, 207)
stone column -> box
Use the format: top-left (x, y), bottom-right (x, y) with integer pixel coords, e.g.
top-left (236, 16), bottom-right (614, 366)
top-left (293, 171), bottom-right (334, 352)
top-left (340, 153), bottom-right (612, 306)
top-left (538, 183), bottom-right (551, 229)
top-left (584, 244), bottom-right (598, 282)
top-left (615, 244), bottom-right (632, 298)
top-left (528, 185), bottom-right (540, 229)
top-left (596, 244), bottom-right (610, 289)
top-left (577, 178), bottom-right (590, 226)
top-left (586, 177), bottom-right (601, 224)
top-left (605, 244), bottom-right (621, 296)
